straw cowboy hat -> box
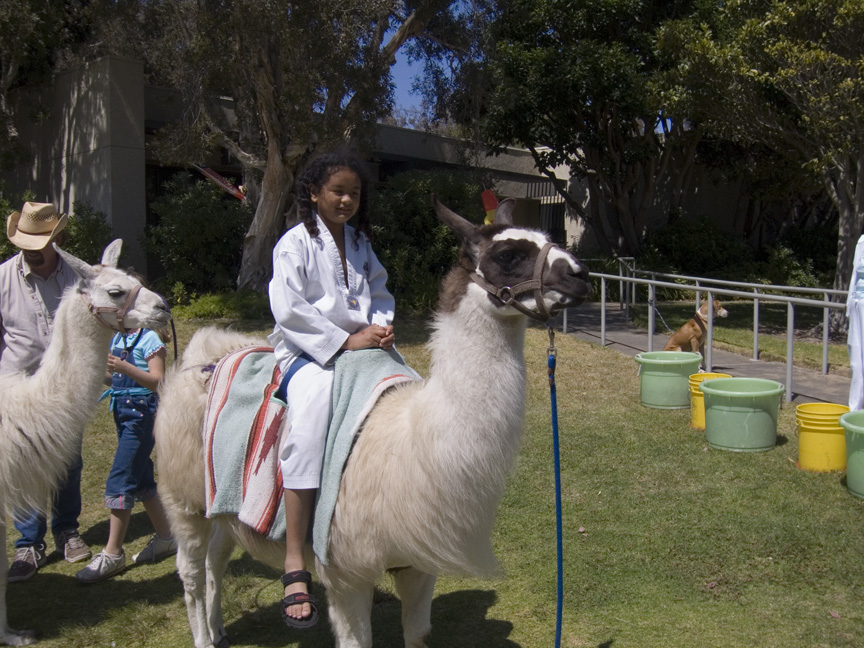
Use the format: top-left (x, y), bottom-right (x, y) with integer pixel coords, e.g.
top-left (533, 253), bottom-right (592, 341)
top-left (6, 202), bottom-right (68, 250)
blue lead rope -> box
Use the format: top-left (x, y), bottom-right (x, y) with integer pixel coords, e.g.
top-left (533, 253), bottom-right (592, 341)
top-left (547, 326), bottom-right (563, 648)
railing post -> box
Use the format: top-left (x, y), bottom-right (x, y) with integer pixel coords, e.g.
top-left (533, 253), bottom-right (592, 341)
top-left (648, 283), bottom-right (656, 351)
top-left (706, 290), bottom-right (714, 372)
top-left (786, 302), bottom-right (795, 402)
top-left (618, 258), bottom-right (625, 310)
top-left (625, 278), bottom-right (631, 322)
top-left (601, 277), bottom-right (607, 347)
top-left (753, 289), bottom-right (760, 361)
top-left (822, 290), bottom-right (830, 375)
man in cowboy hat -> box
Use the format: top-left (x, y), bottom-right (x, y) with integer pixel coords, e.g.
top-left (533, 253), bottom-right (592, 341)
top-left (0, 201), bottom-right (92, 582)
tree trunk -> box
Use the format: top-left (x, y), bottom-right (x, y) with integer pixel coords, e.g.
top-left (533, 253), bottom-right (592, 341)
top-left (827, 153), bottom-right (864, 332)
top-left (585, 176), bottom-right (617, 254)
top-left (236, 158), bottom-right (293, 292)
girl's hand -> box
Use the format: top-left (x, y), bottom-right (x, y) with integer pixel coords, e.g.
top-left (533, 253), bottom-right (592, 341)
top-left (107, 354), bottom-right (130, 376)
top-left (344, 325), bottom-right (396, 351)
top-left (379, 325), bottom-right (395, 350)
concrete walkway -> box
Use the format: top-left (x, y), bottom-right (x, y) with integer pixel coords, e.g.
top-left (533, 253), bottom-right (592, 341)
top-left (558, 301), bottom-right (851, 405)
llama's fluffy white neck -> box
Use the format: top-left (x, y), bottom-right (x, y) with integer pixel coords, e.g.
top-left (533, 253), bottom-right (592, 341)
top-left (0, 287), bottom-right (115, 517)
top-left (429, 300), bottom-right (526, 393)
top-left (425, 287), bottom-right (528, 472)
top-left (35, 289), bottom-right (115, 408)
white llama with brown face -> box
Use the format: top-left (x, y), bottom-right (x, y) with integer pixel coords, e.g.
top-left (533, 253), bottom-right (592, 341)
top-left (0, 240), bottom-right (171, 646)
top-left (154, 197), bottom-right (591, 648)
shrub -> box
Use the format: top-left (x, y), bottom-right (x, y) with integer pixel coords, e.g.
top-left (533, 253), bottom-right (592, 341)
top-left (642, 217), bottom-right (753, 278)
top-left (775, 224), bottom-right (836, 285)
top-left (747, 245), bottom-right (821, 289)
top-left (144, 173), bottom-right (253, 299)
top-left (64, 200), bottom-right (115, 264)
top-left (170, 290), bottom-right (271, 320)
top-left (371, 169), bottom-right (489, 315)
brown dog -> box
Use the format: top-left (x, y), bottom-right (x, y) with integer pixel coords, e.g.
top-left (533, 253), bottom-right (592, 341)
top-left (663, 299), bottom-right (728, 357)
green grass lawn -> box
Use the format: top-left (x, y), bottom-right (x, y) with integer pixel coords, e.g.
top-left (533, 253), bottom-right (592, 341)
top-left (632, 300), bottom-right (850, 375)
top-left (5, 318), bottom-right (864, 647)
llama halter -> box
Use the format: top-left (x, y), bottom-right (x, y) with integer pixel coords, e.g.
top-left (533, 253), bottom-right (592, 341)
top-left (468, 241), bottom-right (556, 322)
top-left (80, 284), bottom-right (142, 334)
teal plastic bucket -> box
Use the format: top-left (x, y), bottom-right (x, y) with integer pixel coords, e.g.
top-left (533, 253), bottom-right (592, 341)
top-left (699, 377), bottom-right (785, 452)
top-left (634, 351), bottom-right (703, 409)
top-left (839, 411), bottom-right (864, 499)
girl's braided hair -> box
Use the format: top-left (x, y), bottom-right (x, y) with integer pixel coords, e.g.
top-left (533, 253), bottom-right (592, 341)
top-left (296, 151), bottom-right (371, 248)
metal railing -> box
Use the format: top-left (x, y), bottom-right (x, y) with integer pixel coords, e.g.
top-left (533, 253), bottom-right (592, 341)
top-left (561, 270), bottom-right (846, 403)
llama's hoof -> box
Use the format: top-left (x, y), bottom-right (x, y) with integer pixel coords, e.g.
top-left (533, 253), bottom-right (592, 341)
top-left (215, 635), bottom-right (230, 648)
top-left (1, 628), bottom-right (37, 646)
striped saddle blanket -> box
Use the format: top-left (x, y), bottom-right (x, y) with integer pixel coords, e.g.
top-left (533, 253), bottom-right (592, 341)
top-left (202, 345), bottom-right (421, 560)
top-left (203, 346), bottom-right (287, 539)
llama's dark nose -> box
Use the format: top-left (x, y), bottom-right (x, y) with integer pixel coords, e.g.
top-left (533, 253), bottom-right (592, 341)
top-left (571, 259), bottom-right (590, 283)
top-left (568, 258), bottom-right (592, 300)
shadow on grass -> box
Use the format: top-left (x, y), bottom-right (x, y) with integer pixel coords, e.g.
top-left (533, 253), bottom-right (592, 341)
top-left (217, 577), bottom-right (521, 647)
top-left (428, 589), bottom-right (520, 648)
top-left (7, 569), bottom-right (183, 641)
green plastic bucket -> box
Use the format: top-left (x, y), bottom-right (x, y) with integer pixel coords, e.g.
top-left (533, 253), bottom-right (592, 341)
top-left (699, 377), bottom-right (785, 452)
top-left (839, 411), bottom-right (864, 499)
top-left (634, 351), bottom-right (703, 409)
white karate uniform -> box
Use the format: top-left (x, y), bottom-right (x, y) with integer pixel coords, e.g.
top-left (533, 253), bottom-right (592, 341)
top-left (848, 235), bottom-right (864, 410)
top-left (268, 214), bottom-right (394, 488)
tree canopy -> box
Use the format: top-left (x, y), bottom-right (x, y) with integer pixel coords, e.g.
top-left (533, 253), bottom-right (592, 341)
top-left (3, 0), bottom-right (862, 298)
top-left (99, 0), bottom-right (461, 290)
top-left (479, 0), bottom-right (723, 256)
top-left (679, 0), bottom-right (864, 297)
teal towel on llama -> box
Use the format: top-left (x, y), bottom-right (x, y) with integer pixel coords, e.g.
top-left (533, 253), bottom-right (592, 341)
top-left (313, 348), bottom-right (420, 564)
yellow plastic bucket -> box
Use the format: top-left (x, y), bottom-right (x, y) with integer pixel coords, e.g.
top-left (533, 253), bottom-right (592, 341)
top-left (796, 403), bottom-right (849, 472)
top-left (689, 373), bottom-right (732, 429)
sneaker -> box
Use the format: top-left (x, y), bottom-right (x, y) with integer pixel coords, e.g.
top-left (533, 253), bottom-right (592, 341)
top-left (55, 529), bottom-right (92, 563)
top-left (7, 544), bottom-right (48, 583)
top-left (132, 534), bottom-right (177, 564)
top-left (75, 550), bottom-right (126, 583)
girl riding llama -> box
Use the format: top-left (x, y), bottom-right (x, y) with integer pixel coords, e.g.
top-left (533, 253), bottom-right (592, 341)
top-left (269, 151), bottom-right (395, 628)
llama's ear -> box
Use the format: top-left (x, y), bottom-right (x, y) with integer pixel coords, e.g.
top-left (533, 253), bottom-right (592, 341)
top-left (431, 194), bottom-right (480, 246)
top-left (55, 245), bottom-right (97, 280)
top-left (494, 198), bottom-right (516, 226)
top-left (100, 239), bottom-right (123, 268)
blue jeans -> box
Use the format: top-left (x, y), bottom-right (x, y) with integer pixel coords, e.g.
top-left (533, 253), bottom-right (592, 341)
top-left (13, 452), bottom-right (83, 549)
top-left (104, 393), bottom-right (158, 509)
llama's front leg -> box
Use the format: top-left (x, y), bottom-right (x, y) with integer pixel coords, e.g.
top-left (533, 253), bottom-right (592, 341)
top-left (325, 580), bottom-right (375, 648)
top-left (0, 521), bottom-right (35, 646)
top-left (204, 525), bottom-right (235, 648)
top-left (174, 515), bottom-right (221, 648)
top-left (393, 568), bottom-right (436, 648)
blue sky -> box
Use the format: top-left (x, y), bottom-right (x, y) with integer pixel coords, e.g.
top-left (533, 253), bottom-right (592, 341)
top-left (391, 51), bottom-right (423, 111)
